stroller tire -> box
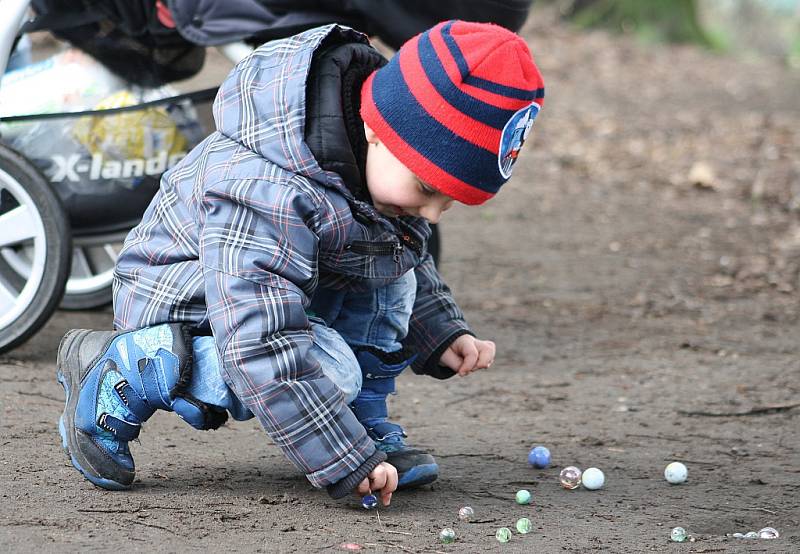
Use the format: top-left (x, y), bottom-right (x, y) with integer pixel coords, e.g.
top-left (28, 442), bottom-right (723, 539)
top-left (60, 286), bottom-right (112, 311)
top-left (0, 143), bottom-right (71, 355)
top-left (59, 232), bottom-right (128, 311)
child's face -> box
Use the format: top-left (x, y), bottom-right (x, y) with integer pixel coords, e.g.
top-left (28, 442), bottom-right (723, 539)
top-left (364, 124), bottom-right (455, 224)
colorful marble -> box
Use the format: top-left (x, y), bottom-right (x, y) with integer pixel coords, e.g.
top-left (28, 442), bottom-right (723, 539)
top-left (670, 527), bottom-right (687, 542)
top-left (515, 489), bottom-right (532, 505)
top-left (664, 462), bottom-right (688, 484)
top-left (439, 528), bottom-right (456, 544)
top-left (559, 466), bottom-right (582, 489)
top-left (516, 517), bottom-right (532, 534)
top-left (528, 446), bottom-right (551, 468)
top-left (361, 494), bottom-right (378, 509)
top-left (496, 527), bottom-right (512, 543)
top-left (582, 467), bottom-right (605, 490)
top-left (458, 506), bottom-right (474, 521)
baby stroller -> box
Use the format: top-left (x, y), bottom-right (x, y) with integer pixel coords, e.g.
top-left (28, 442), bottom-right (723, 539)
top-left (0, 0), bottom-right (533, 354)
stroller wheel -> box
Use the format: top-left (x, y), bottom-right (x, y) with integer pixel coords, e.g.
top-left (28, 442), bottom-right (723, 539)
top-left (0, 143), bottom-right (71, 355)
top-left (60, 232), bottom-right (127, 310)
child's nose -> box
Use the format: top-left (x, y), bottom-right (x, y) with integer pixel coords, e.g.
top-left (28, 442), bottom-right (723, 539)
top-left (421, 198), bottom-right (454, 224)
top-left (420, 205), bottom-right (443, 224)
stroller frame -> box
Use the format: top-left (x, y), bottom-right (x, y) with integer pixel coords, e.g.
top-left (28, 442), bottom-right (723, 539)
top-left (0, 0), bottom-right (244, 353)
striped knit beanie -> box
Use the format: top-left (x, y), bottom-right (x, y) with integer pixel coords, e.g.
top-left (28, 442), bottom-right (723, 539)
top-left (360, 20), bottom-right (545, 205)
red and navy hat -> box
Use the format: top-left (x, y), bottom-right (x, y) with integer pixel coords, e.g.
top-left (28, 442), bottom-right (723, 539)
top-left (361, 20), bottom-right (545, 205)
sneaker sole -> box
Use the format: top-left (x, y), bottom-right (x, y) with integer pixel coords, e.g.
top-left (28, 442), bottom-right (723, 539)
top-left (56, 329), bottom-right (131, 491)
top-left (397, 463), bottom-right (439, 490)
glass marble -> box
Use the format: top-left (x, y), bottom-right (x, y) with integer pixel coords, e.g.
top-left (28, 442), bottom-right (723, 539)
top-left (731, 533), bottom-right (745, 538)
top-left (664, 462), bottom-right (688, 484)
top-left (339, 543), bottom-right (363, 551)
top-left (758, 527), bottom-right (779, 539)
top-left (458, 506), bottom-right (475, 521)
top-left (670, 527), bottom-right (687, 542)
top-left (744, 531), bottom-right (758, 539)
top-left (559, 466), bottom-right (582, 489)
top-left (516, 517), bottom-right (532, 534)
top-left (528, 446), bottom-right (551, 468)
top-left (439, 528), bottom-right (456, 544)
top-left (496, 527), bottom-right (512, 543)
top-left (361, 494), bottom-right (378, 509)
top-left (515, 489), bottom-right (532, 505)
top-left (581, 467), bottom-right (605, 490)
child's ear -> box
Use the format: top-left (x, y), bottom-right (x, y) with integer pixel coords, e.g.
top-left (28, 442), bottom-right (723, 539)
top-left (363, 123), bottom-right (379, 145)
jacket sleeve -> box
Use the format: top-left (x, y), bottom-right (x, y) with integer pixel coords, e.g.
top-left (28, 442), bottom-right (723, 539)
top-left (404, 252), bottom-right (473, 379)
top-left (200, 177), bottom-right (380, 492)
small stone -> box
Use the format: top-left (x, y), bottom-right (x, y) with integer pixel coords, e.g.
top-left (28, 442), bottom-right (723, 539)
top-left (457, 506), bottom-right (474, 521)
top-left (361, 494), bottom-right (378, 509)
top-left (528, 446), bottom-right (551, 468)
top-left (664, 462), bottom-right (688, 484)
top-left (339, 543), bottom-right (363, 551)
top-left (670, 527), bottom-right (687, 542)
top-left (744, 531), bottom-right (758, 539)
top-left (559, 466), bottom-right (582, 489)
top-left (582, 467), bottom-right (605, 490)
top-left (516, 517), bottom-right (532, 534)
top-left (439, 528), bottom-right (456, 544)
top-left (758, 527), bottom-right (779, 539)
top-left (688, 161), bottom-right (718, 189)
top-left (515, 489), bottom-right (532, 505)
top-left (496, 527), bottom-right (512, 543)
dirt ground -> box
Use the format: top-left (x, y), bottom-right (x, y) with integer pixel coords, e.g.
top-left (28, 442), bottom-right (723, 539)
top-left (2, 6), bottom-right (799, 553)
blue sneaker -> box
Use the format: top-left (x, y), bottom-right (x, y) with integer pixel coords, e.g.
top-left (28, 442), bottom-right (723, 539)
top-left (350, 348), bottom-right (439, 489)
top-left (369, 422), bottom-right (439, 490)
top-left (56, 324), bottom-right (219, 490)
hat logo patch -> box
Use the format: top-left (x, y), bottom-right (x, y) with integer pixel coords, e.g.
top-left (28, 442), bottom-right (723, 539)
top-left (498, 102), bottom-right (539, 179)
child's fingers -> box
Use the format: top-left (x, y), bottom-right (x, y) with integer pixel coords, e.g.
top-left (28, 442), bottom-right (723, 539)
top-left (355, 477), bottom-right (371, 496)
top-left (457, 345), bottom-right (479, 374)
top-left (476, 341), bottom-right (496, 369)
top-left (380, 465), bottom-right (398, 506)
top-left (439, 349), bottom-right (461, 371)
top-left (369, 468), bottom-right (387, 492)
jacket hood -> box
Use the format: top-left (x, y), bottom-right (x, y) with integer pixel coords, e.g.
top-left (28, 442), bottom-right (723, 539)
top-left (212, 24), bottom-right (373, 191)
top-left (304, 29), bottom-right (387, 202)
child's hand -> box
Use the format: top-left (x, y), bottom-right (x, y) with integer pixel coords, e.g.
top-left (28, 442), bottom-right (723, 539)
top-left (439, 335), bottom-right (496, 377)
top-left (355, 462), bottom-right (398, 506)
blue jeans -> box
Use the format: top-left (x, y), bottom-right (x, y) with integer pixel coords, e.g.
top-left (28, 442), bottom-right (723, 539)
top-left (187, 270), bottom-right (417, 418)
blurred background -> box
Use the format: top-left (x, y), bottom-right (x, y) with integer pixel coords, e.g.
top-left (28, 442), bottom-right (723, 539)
top-left (554, 0), bottom-right (800, 67)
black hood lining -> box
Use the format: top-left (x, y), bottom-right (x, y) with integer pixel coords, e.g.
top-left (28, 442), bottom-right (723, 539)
top-left (304, 34), bottom-right (387, 203)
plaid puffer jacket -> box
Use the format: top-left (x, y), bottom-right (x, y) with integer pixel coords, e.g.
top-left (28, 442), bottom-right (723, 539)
top-left (113, 25), bottom-right (470, 491)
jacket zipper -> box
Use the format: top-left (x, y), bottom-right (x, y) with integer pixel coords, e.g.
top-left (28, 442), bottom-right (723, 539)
top-left (347, 239), bottom-right (403, 262)
top-left (397, 231), bottom-right (422, 257)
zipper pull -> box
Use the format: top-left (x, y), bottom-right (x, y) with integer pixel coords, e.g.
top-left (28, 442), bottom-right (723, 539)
top-left (393, 241), bottom-right (403, 263)
top-left (397, 227), bottom-right (422, 256)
